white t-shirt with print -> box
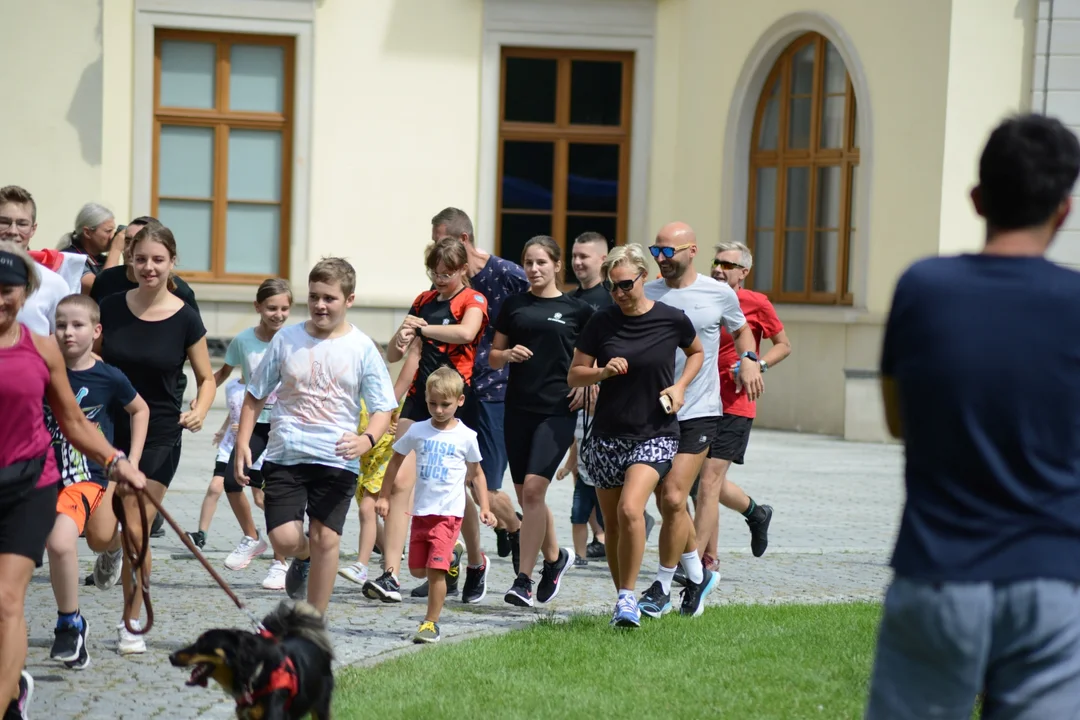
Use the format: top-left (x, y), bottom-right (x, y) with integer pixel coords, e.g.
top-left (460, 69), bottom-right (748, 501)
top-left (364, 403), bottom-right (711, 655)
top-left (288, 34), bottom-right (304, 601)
top-left (393, 419), bottom-right (482, 518)
top-left (248, 322), bottom-right (398, 473)
top-left (18, 264), bottom-right (70, 335)
top-left (216, 378), bottom-right (246, 463)
top-left (644, 274), bottom-right (745, 419)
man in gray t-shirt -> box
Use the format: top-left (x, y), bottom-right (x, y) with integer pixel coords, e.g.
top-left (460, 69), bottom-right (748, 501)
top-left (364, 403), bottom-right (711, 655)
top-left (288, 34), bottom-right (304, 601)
top-left (635, 221), bottom-right (764, 619)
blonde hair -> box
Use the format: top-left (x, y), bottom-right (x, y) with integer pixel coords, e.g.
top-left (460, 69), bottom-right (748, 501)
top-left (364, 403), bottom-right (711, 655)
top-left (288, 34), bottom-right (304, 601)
top-left (715, 241), bottom-right (753, 270)
top-left (57, 293), bottom-right (101, 324)
top-left (601, 243), bottom-right (649, 282)
top-left (0, 239), bottom-right (40, 296)
top-left (426, 366), bottom-right (465, 401)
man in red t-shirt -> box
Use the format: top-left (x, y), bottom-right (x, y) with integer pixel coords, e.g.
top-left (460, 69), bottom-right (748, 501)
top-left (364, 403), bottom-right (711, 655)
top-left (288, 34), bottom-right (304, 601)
top-left (693, 242), bottom-right (791, 567)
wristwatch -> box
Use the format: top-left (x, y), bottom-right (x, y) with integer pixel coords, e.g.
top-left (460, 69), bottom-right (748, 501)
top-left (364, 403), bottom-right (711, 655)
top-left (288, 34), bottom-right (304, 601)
top-left (760, 360), bottom-right (769, 373)
top-left (739, 351), bottom-right (759, 363)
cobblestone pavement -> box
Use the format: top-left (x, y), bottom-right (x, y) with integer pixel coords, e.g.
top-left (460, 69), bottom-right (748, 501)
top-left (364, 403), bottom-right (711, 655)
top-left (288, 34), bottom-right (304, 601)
top-left (24, 409), bottom-right (903, 719)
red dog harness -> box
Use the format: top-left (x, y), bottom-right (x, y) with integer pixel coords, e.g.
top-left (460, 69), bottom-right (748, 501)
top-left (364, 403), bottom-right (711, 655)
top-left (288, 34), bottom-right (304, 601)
top-left (238, 628), bottom-right (300, 709)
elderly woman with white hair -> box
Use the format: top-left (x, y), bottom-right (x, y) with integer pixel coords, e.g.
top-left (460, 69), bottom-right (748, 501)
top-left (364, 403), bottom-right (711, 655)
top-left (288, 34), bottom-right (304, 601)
top-left (568, 243), bottom-right (704, 628)
top-left (57, 203), bottom-right (120, 294)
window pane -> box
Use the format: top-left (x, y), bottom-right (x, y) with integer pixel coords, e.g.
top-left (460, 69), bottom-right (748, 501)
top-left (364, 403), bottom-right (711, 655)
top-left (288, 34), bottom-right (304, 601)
top-left (813, 230), bottom-right (838, 293)
top-left (565, 215), bottom-right (617, 285)
top-left (228, 130), bottom-right (282, 202)
top-left (568, 143), bottom-right (619, 213)
top-left (570, 60), bottom-right (622, 126)
top-left (159, 126), bottom-right (214, 198)
top-left (753, 230), bottom-right (774, 292)
top-left (160, 41), bottom-right (216, 109)
top-left (500, 213), bottom-right (552, 265)
top-left (230, 44), bottom-right (284, 113)
top-left (790, 43), bottom-right (815, 95)
top-left (502, 141), bottom-right (554, 210)
top-left (824, 42), bottom-right (846, 94)
top-left (504, 57), bottom-right (557, 123)
top-left (788, 97), bottom-right (812, 149)
top-left (758, 77), bottom-right (781, 150)
top-left (783, 231), bottom-right (806, 292)
top-left (786, 167), bottom-right (810, 228)
top-left (158, 200), bottom-right (212, 272)
top-left (755, 167), bottom-right (777, 227)
top-left (820, 96), bottom-right (845, 149)
top-left (816, 166), bottom-right (842, 228)
top-left (226, 204), bottom-right (280, 275)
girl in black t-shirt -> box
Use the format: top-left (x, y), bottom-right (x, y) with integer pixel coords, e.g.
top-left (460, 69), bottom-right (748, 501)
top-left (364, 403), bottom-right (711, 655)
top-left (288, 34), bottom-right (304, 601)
top-left (569, 243), bottom-right (704, 629)
top-left (96, 224), bottom-right (216, 652)
top-left (490, 236), bottom-right (592, 608)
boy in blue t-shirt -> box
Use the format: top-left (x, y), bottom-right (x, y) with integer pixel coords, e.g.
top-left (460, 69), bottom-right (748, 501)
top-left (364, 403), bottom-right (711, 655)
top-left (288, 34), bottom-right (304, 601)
top-left (44, 294), bottom-right (148, 670)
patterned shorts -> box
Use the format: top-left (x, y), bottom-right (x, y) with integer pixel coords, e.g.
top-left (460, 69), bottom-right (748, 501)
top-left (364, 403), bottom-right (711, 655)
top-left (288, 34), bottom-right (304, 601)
top-left (581, 436), bottom-right (679, 490)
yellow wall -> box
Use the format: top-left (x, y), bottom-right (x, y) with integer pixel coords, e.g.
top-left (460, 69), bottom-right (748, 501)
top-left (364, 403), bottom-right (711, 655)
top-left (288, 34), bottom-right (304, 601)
top-left (5, 0), bottom-right (106, 245)
top-left (309, 0), bottom-right (484, 309)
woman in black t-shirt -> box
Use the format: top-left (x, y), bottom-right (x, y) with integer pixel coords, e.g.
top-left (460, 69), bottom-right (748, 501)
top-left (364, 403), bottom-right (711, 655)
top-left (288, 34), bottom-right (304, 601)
top-left (96, 224), bottom-right (216, 651)
top-left (569, 243), bottom-right (704, 629)
top-left (490, 236), bottom-right (592, 608)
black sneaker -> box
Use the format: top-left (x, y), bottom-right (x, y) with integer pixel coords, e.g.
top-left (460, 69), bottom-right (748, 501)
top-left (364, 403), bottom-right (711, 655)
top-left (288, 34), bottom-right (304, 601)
top-left (510, 531), bottom-right (521, 576)
top-left (185, 530), bottom-right (206, 550)
top-left (504, 573), bottom-right (534, 607)
top-left (64, 626), bottom-right (91, 671)
top-left (679, 567), bottom-right (720, 617)
top-left (446, 540), bottom-right (463, 593)
top-left (747, 505), bottom-right (773, 557)
top-left (285, 558), bottom-right (310, 601)
top-left (672, 566), bottom-right (688, 587)
top-left (638, 581), bottom-right (672, 619)
top-left (364, 571), bottom-right (402, 603)
top-left (149, 513), bottom-right (165, 538)
top-left (495, 528), bottom-right (511, 558)
top-left (537, 548), bottom-right (572, 604)
top-left (410, 581), bottom-right (429, 598)
top-left (644, 512), bottom-right (656, 542)
top-left (461, 555), bottom-right (488, 604)
top-left (50, 617), bottom-right (85, 663)
top-left (585, 538), bottom-right (606, 559)
top-left (573, 556), bottom-right (589, 568)
top-left (372, 543), bottom-right (382, 556)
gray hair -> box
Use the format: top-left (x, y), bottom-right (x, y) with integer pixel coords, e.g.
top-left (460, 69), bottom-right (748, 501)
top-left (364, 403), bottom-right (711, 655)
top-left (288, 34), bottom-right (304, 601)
top-left (715, 241), bottom-right (753, 270)
top-left (67, 202), bottom-right (114, 246)
top-left (430, 207), bottom-right (474, 242)
top-left (602, 243), bottom-right (650, 281)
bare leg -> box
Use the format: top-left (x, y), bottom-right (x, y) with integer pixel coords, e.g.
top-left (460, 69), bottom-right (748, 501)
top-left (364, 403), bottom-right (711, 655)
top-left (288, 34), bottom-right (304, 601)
top-left (515, 476), bottom-right (558, 579)
top-left (462, 495), bottom-right (484, 567)
top-left (489, 490), bottom-right (520, 532)
top-left (225, 491), bottom-right (259, 540)
top-left (596, 488), bottom-right (622, 591)
top-left (382, 419), bottom-right (416, 576)
top-left (616, 465), bottom-right (662, 591)
top-left (656, 451), bottom-right (706, 569)
top-left (46, 515), bottom-right (82, 615)
top-left (85, 481), bottom-right (118, 552)
top-left (719, 476), bottom-right (752, 512)
top-left (572, 523), bottom-right (588, 559)
top-left (357, 491), bottom-right (378, 567)
top-left (589, 509), bottom-right (605, 544)
top-left (694, 457), bottom-right (730, 559)
top-left (424, 569), bottom-right (447, 623)
top-left (197, 476), bottom-right (225, 533)
top-left (0, 554), bottom-right (33, 707)
top-left (305, 520), bottom-right (341, 615)
top-left (248, 487), bottom-right (285, 562)
top-left (267, 519), bottom-right (309, 559)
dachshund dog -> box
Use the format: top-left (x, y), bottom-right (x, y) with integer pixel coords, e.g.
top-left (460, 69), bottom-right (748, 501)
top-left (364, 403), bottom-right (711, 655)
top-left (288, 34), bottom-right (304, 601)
top-left (169, 601), bottom-right (334, 720)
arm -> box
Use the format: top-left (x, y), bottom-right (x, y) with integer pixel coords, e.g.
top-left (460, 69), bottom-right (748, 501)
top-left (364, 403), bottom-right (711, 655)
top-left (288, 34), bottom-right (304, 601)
top-left (123, 393), bottom-right (150, 470)
top-left (557, 441), bottom-right (578, 480)
top-left (392, 339), bottom-right (420, 401)
top-left (234, 391), bottom-right (269, 484)
top-left (568, 349), bottom-right (625, 387)
top-left (662, 337), bottom-right (705, 414)
top-left (80, 271), bottom-right (95, 295)
top-left (179, 337), bottom-right (216, 432)
top-left (375, 452), bottom-right (406, 518)
top-left (104, 227), bottom-right (125, 270)
top-left (466, 461), bottom-right (495, 525)
top-left (419, 306), bottom-right (484, 345)
top-left (881, 376), bottom-right (902, 439)
top-left (213, 363), bottom-right (235, 387)
top-left (761, 329), bottom-right (792, 368)
top-left (488, 331), bottom-right (533, 369)
top-left (731, 324), bottom-right (764, 401)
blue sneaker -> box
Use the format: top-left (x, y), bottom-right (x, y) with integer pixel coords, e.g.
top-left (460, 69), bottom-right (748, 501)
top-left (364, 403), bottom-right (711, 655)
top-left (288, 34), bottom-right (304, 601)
top-left (679, 567), bottom-right (720, 617)
top-left (612, 595), bottom-right (641, 628)
top-left (285, 558), bottom-right (310, 600)
top-left (638, 581), bottom-right (672, 619)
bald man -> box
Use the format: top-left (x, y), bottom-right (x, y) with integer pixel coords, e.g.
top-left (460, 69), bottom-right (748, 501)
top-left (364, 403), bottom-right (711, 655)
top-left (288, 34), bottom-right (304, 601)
top-left (637, 222), bottom-right (764, 618)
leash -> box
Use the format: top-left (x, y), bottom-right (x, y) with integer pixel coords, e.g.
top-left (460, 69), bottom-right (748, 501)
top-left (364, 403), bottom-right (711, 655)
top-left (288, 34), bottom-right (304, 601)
top-left (111, 483), bottom-right (264, 635)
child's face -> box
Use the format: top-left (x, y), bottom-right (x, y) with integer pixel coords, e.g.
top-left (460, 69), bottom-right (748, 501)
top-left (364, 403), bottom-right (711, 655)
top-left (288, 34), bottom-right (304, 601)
top-left (307, 280), bottom-right (353, 331)
top-left (55, 306), bottom-right (100, 361)
top-left (426, 392), bottom-right (464, 424)
top-left (256, 293), bottom-right (291, 332)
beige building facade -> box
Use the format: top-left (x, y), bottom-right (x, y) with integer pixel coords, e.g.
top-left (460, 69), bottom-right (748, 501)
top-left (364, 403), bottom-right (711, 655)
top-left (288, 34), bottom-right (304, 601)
top-left (6, 0), bottom-right (1068, 440)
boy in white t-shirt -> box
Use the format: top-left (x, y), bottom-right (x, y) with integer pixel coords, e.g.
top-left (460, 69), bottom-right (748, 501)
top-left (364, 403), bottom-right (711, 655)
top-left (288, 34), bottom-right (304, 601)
top-left (376, 367), bottom-right (496, 644)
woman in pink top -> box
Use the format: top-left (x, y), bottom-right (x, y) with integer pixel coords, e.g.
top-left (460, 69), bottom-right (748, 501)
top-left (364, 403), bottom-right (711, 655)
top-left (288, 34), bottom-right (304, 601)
top-left (0, 241), bottom-right (146, 720)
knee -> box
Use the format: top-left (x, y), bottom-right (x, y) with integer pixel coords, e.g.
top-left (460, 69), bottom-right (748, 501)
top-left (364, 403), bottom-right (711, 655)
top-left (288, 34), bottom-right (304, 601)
top-left (617, 503), bottom-right (643, 529)
top-left (46, 528), bottom-right (77, 556)
top-left (661, 487), bottom-right (688, 517)
top-left (522, 483), bottom-right (547, 509)
top-left (0, 577), bottom-right (27, 616)
top-left (409, 567), bottom-right (426, 579)
top-left (308, 525), bottom-right (340, 553)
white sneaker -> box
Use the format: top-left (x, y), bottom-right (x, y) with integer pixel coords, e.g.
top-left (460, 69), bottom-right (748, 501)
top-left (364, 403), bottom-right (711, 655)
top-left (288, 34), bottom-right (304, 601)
top-left (224, 534), bottom-right (269, 570)
top-left (262, 560), bottom-right (288, 590)
top-left (338, 562), bottom-right (368, 585)
top-left (117, 620), bottom-right (146, 655)
top-left (93, 548), bottom-right (123, 590)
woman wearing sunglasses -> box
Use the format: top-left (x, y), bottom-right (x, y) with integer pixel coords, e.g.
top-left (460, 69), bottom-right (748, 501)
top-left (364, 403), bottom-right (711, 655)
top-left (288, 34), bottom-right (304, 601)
top-left (568, 243), bottom-right (704, 628)
top-left (490, 235), bottom-right (593, 608)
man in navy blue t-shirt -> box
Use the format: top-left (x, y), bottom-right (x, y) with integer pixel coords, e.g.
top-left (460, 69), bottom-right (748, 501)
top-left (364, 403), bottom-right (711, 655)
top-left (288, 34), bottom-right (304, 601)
top-left (867, 114), bottom-right (1080, 718)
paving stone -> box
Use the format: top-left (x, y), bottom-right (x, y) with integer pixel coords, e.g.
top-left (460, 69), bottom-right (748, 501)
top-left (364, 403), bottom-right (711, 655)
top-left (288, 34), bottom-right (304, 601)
top-left (23, 409), bottom-right (903, 719)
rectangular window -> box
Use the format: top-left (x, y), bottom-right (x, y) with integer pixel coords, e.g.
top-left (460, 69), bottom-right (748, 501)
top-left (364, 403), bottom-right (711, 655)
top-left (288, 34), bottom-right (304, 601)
top-left (497, 47), bottom-right (633, 283)
top-left (153, 30), bottom-right (294, 282)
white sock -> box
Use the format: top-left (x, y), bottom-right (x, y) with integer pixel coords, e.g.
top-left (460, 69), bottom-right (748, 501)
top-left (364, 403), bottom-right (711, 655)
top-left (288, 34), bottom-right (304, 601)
top-left (682, 551), bottom-right (704, 585)
top-left (656, 565), bottom-right (677, 594)
top-left (618, 588), bottom-right (634, 599)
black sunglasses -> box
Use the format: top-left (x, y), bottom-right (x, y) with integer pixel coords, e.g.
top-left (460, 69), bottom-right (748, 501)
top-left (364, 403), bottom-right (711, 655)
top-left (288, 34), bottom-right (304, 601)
top-left (603, 271), bottom-right (645, 293)
top-left (712, 259), bottom-right (744, 270)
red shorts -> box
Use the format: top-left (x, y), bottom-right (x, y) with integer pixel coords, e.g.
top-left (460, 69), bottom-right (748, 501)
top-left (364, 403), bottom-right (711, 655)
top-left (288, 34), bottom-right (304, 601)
top-left (408, 514), bottom-right (463, 572)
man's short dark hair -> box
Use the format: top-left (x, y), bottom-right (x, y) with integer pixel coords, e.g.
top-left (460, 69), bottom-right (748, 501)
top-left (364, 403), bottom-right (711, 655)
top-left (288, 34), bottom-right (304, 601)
top-left (0, 185), bottom-right (36, 222)
top-left (129, 215), bottom-right (159, 226)
top-left (431, 207), bottom-right (474, 241)
top-left (979, 114), bottom-right (1080, 230)
top-left (574, 231), bottom-right (610, 250)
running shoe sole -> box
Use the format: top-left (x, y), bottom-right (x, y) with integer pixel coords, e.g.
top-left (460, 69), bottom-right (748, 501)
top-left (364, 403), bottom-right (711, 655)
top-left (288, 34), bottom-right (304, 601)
top-left (363, 580), bottom-right (402, 603)
top-left (614, 614), bottom-right (641, 628)
top-left (689, 570), bottom-right (720, 617)
top-left (639, 601), bottom-right (672, 619)
top-left (503, 589), bottom-right (534, 607)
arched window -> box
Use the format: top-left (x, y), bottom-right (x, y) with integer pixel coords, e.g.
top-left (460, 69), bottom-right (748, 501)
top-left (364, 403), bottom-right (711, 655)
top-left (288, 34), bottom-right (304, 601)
top-left (748, 32), bottom-right (859, 304)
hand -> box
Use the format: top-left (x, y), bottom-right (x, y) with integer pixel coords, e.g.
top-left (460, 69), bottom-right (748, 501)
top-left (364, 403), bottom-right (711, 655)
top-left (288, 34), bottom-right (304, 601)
top-left (507, 345), bottom-right (533, 363)
top-left (567, 386), bottom-right (586, 412)
top-left (179, 410), bottom-right (205, 433)
top-left (234, 445), bottom-right (253, 487)
top-left (556, 465), bottom-right (573, 481)
top-left (735, 358), bottom-right (765, 402)
top-left (212, 429), bottom-right (225, 446)
top-left (375, 497), bottom-right (390, 519)
top-left (601, 357), bottom-right (629, 380)
top-left (394, 328), bottom-right (415, 349)
top-left (189, 398), bottom-right (197, 410)
top-left (660, 384), bottom-right (685, 415)
top-left (112, 458), bottom-right (147, 491)
top-left (336, 432), bottom-right (371, 461)
top-left (479, 510), bottom-right (497, 527)
top-left (401, 315), bottom-right (428, 331)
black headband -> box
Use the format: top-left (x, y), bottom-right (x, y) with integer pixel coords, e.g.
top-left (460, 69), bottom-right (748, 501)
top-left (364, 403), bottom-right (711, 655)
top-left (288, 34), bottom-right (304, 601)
top-left (0, 250), bottom-right (28, 285)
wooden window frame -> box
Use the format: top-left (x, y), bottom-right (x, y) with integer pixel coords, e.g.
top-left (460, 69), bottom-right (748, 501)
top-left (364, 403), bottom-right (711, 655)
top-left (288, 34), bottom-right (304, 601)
top-left (152, 29), bottom-right (294, 283)
top-left (748, 33), bottom-right (859, 305)
top-left (496, 47), bottom-right (634, 280)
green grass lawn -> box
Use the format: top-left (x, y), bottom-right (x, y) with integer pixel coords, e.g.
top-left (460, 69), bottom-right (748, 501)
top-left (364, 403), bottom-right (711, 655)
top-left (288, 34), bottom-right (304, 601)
top-left (335, 602), bottom-right (882, 719)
